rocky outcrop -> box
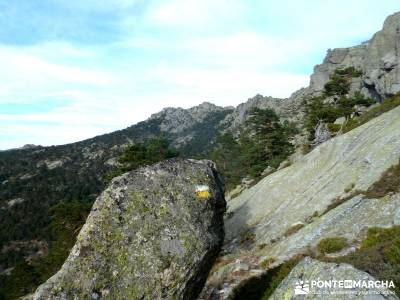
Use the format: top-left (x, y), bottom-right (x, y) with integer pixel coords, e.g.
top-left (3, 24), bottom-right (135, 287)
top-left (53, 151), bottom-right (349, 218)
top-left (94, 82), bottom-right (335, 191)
top-left (222, 95), bottom-right (284, 129)
top-left (201, 104), bottom-right (400, 299)
top-left (32, 159), bottom-right (226, 300)
top-left (220, 12), bottom-right (400, 136)
top-left (270, 257), bottom-right (398, 299)
top-left (265, 193), bottom-right (400, 265)
top-left (149, 102), bottom-right (234, 147)
top-left (225, 105), bottom-right (400, 251)
top-left (309, 12), bottom-right (400, 101)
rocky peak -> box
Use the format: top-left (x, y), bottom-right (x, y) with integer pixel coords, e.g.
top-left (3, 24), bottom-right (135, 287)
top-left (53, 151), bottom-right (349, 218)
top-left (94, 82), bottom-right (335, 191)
top-left (382, 11), bottom-right (400, 34)
top-left (187, 102), bottom-right (233, 122)
top-left (307, 11), bottom-right (400, 101)
top-left (149, 102), bottom-right (233, 135)
top-left (21, 144), bottom-right (40, 149)
top-left (221, 94), bottom-right (287, 131)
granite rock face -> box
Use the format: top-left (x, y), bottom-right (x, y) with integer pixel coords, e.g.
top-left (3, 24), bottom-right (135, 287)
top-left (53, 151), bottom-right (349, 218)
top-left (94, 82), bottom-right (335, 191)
top-left (32, 159), bottom-right (226, 300)
top-left (225, 105), bottom-right (400, 252)
top-left (270, 257), bottom-right (398, 300)
top-left (309, 12), bottom-right (400, 100)
top-left (148, 102), bottom-right (234, 148)
top-left (202, 105), bottom-right (400, 299)
top-left (266, 193), bottom-right (400, 265)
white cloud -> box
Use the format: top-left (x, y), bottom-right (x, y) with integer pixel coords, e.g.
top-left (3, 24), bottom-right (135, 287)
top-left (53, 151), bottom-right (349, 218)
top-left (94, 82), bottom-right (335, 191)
top-left (182, 32), bottom-right (315, 70)
top-left (146, 0), bottom-right (244, 27)
top-left (3, 1), bottom-right (397, 149)
top-left (150, 64), bottom-right (308, 102)
top-left (0, 47), bottom-right (114, 90)
top-left (0, 33), bottom-right (310, 149)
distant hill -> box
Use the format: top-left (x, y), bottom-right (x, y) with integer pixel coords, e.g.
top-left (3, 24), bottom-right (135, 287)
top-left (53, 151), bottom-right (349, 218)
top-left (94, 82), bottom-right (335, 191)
top-left (1, 12), bottom-right (400, 299)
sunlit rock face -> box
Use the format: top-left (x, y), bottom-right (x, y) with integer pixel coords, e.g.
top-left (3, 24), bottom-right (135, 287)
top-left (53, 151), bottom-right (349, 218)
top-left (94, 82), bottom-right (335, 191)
top-left (309, 12), bottom-right (400, 100)
top-left (225, 105), bottom-right (400, 262)
top-left (32, 158), bottom-right (226, 300)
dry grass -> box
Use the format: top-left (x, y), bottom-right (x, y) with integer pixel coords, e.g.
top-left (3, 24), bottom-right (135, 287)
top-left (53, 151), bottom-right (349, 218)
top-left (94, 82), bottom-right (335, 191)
top-left (283, 223), bottom-right (305, 237)
top-left (320, 191), bottom-right (362, 217)
top-left (364, 161), bottom-right (400, 198)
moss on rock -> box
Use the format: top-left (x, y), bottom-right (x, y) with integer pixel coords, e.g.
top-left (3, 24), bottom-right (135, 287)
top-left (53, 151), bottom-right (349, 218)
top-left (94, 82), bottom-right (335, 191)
top-left (32, 159), bottom-right (226, 300)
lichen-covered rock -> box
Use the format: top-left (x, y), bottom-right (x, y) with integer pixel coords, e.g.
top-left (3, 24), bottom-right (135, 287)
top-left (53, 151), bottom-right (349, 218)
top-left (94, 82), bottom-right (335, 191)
top-left (32, 159), bottom-right (226, 300)
top-left (270, 257), bottom-right (398, 299)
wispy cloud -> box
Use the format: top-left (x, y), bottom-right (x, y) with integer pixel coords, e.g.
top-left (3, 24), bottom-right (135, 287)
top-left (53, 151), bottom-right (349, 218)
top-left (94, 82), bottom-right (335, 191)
top-left (0, 0), bottom-right (399, 149)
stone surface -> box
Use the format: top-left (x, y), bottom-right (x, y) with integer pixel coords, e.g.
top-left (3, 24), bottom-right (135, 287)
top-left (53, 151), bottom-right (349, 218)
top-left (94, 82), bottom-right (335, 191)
top-left (308, 12), bottom-right (400, 100)
top-left (266, 194), bottom-right (400, 265)
top-left (394, 207), bottom-right (400, 225)
top-left (225, 105), bottom-right (400, 252)
top-left (202, 104), bottom-right (400, 299)
top-left (221, 94), bottom-right (291, 129)
top-left (32, 159), bottom-right (226, 300)
top-left (256, 11), bottom-right (400, 133)
top-left (149, 102), bottom-right (234, 148)
top-left (334, 117), bottom-right (347, 125)
top-left (270, 257), bottom-right (398, 299)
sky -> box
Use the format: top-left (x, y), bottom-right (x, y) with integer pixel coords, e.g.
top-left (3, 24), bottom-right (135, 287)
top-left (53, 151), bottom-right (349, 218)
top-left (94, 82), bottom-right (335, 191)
top-left (0, 1), bottom-right (399, 149)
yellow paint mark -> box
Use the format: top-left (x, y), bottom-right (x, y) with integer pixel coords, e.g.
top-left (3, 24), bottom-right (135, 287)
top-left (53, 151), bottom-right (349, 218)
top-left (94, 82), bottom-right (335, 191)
top-left (196, 190), bottom-right (211, 199)
top-left (195, 185), bottom-right (210, 200)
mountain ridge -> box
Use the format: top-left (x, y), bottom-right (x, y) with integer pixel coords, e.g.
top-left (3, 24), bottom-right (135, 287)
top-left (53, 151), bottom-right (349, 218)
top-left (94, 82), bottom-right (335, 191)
top-left (1, 11), bottom-right (400, 299)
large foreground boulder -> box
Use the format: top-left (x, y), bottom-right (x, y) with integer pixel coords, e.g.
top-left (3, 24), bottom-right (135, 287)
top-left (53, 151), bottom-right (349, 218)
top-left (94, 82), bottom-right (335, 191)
top-left (33, 159), bottom-right (226, 300)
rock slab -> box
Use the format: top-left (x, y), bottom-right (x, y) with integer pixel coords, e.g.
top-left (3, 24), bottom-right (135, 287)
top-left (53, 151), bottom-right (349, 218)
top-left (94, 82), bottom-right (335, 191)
top-left (33, 159), bottom-right (226, 300)
top-left (226, 105), bottom-right (400, 250)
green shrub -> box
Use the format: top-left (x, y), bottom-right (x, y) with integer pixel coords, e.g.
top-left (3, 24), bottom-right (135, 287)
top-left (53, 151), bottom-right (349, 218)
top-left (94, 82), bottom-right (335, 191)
top-left (106, 137), bottom-right (179, 181)
top-left (334, 67), bottom-right (363, 77)
top-left (326, 226), bottom-right (400, 295)
top-left (324, 67), bottom-right (363, 97)
top-left (0, 262), bottom-right (42, 299)
top-left (324, 74), bottom-right (351, 97)
top-left (304, 97), bottom-right (345, 139)
top-left (304, 67), bottom-right (376, 140)
top-left (327, 123), bottom-right (342, 132)
top-left (351, 91), bottom-right (375, 106)
top-left (317, 237), bottom-right (348, 254)
top-left (343, 93), bottom-right (400, 133)
top-left (341, 118), bottom-right (359, 132)
top-left (260, 257), bottom-right (276, 269)
top-left (210, 108), bottom-right (297, 190)
top-left (387, 238), bottom-right (400, 264)
top-left (361, 226), bottom-right (400, 249)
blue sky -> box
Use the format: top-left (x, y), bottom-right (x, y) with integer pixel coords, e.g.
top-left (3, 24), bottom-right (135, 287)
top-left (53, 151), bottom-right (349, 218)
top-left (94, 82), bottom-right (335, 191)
top-left (0, 0), bottom-right (399, 149)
